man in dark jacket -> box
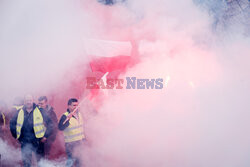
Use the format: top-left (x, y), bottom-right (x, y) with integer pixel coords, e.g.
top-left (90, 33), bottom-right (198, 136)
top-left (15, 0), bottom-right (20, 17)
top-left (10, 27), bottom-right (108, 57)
top-left (38, 96), bottom-right (58, 159)
top-left (10, 95), bottom-right (53, 167)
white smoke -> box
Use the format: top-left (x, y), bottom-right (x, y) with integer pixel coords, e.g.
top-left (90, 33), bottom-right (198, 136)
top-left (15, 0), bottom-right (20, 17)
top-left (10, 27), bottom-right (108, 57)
top-left (0, 139), bottom-right (21, 166)
top-left (0, 0), bottom-right (97, 102)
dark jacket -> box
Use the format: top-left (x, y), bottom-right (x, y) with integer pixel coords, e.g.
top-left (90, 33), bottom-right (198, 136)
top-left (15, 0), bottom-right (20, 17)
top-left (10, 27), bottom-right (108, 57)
top-left (10, 103), bottom-right (53, 143)
top-left (43, 105), bottom-right (58, 142)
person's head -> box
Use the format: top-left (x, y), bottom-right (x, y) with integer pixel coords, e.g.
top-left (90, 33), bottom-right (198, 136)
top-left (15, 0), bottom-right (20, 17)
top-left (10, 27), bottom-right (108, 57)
top-left (38, 96), bottom-right (48, 109)
top-left (24, 94), bottom-right (34, 110)
top-left (68, 98), bottom-right (78, 112)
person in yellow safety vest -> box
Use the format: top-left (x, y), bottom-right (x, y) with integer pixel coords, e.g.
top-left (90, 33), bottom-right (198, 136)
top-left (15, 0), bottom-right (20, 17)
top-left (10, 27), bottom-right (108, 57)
top-left (10, 95), bottom-right (53, 167)
top-left (58, 98), bottom-right (85, 167)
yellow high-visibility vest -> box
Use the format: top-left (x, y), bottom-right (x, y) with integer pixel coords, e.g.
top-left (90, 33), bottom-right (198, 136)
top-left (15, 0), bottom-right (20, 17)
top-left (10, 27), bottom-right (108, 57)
top-left (16, 107), bottom-right (46, 139)
top-left (63, 111), bottom-right (85, 143)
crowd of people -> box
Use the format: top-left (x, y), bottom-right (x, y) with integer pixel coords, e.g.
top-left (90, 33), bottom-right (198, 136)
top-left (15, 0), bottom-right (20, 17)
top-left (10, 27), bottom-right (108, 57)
top-left (0, 95), bottom-right (85, 167)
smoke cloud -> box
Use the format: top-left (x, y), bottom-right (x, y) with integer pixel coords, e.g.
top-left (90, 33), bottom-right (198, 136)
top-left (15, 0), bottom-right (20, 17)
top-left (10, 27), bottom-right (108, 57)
top-left (0, 0), bottom-right (249, 167)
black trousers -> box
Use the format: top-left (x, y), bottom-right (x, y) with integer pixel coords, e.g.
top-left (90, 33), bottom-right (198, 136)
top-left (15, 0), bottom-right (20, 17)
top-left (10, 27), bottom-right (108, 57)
top-left (21, 141), bottom-right (44, 167)
top-left (65, 140), bottom-right (82, 167)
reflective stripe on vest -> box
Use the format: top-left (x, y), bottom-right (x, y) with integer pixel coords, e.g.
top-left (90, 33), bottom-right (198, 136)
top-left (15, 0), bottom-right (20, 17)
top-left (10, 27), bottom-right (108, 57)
top-left (16, 107), bottom-right (46, 139)
top-left (63, 111), bottom-right (85, 143)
